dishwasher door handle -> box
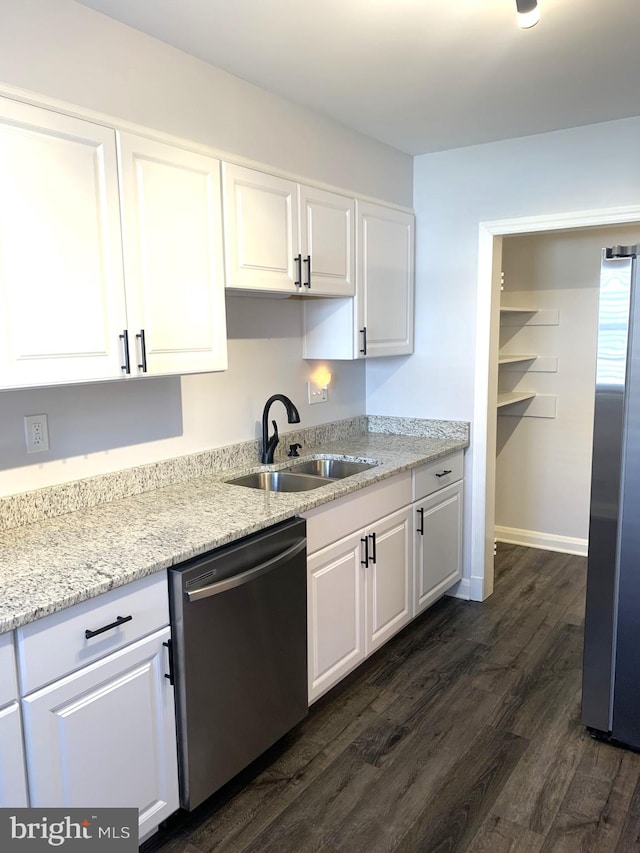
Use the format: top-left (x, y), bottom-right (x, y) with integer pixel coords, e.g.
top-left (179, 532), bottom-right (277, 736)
top-left (185, 538), bottom-right (306, 602)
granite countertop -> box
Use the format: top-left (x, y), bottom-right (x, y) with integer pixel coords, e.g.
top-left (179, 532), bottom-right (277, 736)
top-left (0, 430), bottom-right (467, 635)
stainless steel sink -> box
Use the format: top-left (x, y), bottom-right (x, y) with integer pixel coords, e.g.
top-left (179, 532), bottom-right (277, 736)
top-left (226, 457), bottom-right (378, 492)
top-left (283, 459), bottom-right (376, 479)
top-left (226, 471), bottom-right (332, 492)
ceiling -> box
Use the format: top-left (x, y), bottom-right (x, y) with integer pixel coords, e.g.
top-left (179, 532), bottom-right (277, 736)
top-left (74, 0), bottom-right (640, 155)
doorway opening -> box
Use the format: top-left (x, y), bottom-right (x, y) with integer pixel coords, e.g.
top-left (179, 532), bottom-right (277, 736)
top-left (470, 206), bottom-right (640, 601)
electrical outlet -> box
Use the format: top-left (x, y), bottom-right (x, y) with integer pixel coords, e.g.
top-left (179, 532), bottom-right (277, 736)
top-left (24, 414), bottom-right (49, 453)
top-left (307, 381), bottom-right (328, 405)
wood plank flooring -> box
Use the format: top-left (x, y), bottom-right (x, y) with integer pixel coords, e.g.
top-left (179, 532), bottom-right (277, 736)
top-left (143, 544), bottom-right (640, 852)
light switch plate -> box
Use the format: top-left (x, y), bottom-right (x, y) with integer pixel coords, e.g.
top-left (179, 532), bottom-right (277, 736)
top-left (307, 382), bottom-right (328, 405)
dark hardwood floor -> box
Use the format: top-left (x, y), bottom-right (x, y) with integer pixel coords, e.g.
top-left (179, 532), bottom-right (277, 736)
top-left (144, 544), bottom-right (640, 852)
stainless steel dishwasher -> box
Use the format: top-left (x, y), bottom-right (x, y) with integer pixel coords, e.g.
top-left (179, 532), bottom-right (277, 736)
top-left (168, 517), bottom-right (307, 811)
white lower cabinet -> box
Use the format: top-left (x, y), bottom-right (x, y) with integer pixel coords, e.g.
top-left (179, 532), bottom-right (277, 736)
top-left (366, 506), bottom-right (413, 654)
top-left (304, 474), bottom-right (414, 703)
top-left (22, 626), bottom-right (178, 840)
top-left (16, 572), bottom-right (179, 843)
top-left (414, 475), bottom-right (464, 615)
top-left (0, 703), bottom-right (29, 807)
top-left (0, 631), bottom-right (28, 807)
top-left (307, 532), bottom-right (365, 703)
top-left (305, 453), bottom-right (464, 703)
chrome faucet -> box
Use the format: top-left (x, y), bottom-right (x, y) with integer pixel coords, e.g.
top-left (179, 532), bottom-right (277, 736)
top-left (261, 394), bottom-right (301, 464)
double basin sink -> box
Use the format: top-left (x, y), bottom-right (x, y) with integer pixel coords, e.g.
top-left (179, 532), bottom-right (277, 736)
top-left (227, 458), bottom-right (377, 492)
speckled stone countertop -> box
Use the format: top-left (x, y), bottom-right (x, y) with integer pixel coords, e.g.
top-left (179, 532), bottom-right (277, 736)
top-left (0, 422), bottom-right (468, 635)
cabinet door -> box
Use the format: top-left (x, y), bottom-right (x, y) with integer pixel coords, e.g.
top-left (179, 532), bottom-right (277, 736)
top-left (299, 185), bottom-right (355, 296)
top-left (22, 627), bottom-right (178, 840)
top-left (0, 97), bottom-right (127, 388)
top-left (0, 632), bottom-right (18, 708)
top-left (358, 201), bottom-right (415, 358)
top-left (302, 200), bottom-right (415, 360)
top-left (223, 163), bottom-right (299, 293)
top-left (307, 532), bottom-right (365, 703)
top-left (118, 133), bottom-right (227, 375)
top-left (415, 481), bottom-right (463, 615)
top-left (366, 506), bottom-right (413, 655)
top-left (0, 702), bottom-right (28, 807)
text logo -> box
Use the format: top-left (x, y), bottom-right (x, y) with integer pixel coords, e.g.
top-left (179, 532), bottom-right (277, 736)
top-left (0, 809), bottom-right (138, 850)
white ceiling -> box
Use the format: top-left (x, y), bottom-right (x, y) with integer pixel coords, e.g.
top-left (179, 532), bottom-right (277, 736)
top-left (74, 0), bottom-right (640, 155)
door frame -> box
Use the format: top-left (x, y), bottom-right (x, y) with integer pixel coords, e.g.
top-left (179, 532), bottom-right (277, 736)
top-left (471, 204), bottom-right (640, 601)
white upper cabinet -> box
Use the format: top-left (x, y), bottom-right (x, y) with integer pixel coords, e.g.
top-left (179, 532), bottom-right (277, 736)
top-left (118, 133), bottom-right (227, 375)
top-left (223, 163), bottom-right (300, 294)
top-left (358, 201), bottom-right (415, 357)
top-left (0, 97), bottom-right (128, 388)
top-left (0, 98), bottom-right (229, 390)
top-left (0, 88), bottom-right (412, 387)
top-left (298, 185), bottom-right (355, 296)
top-left (222, 164), bottom-right (355, 297)
top-left (303, 200), bottom-right (415, 359)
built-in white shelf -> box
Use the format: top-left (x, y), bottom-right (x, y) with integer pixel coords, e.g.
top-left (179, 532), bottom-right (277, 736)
top-left (498, 354), bottom-right (536, 366)
top-left (497, 391), bottom-right (537, 409)
top-left (497, 393), bottom-right (557, 418)
top-left (500, 308), bottom-right (559, 327)
top-left (497, 300), bottom-right (558, 418)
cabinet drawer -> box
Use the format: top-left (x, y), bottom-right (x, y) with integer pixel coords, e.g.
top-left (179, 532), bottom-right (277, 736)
top-left (302, 471), bottom-right (411, 555)
top-left (412, 451), bottom-right (463, 501)
top-left (0, 632), bottom-right (18, 707)
top-left (17, 572), bottom-right (169, 695)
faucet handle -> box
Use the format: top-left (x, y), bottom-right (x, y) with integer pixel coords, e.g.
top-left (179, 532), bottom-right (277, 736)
top-left (265, 419), bottom-right (279, 459)
top-left (288, 443), bottom-right (302, 457)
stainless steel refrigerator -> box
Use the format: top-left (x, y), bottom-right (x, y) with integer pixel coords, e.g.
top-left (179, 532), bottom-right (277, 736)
top-left (582, 243), bottom-right (640, 749)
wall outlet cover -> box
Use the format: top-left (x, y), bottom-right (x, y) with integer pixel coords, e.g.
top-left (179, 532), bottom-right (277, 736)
top-left (25, 414), bottom-right (50, 453)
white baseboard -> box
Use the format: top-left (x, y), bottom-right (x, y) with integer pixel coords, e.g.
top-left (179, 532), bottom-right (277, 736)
top-left (469, 575), bottom-right (486, 602)
top-left (495, 525), bottom-right (587, 557)
top-left (446, 577), bottom-right (471, 601)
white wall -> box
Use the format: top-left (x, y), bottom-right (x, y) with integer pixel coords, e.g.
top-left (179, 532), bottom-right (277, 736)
top-left (0, 0), bottom-right (412, 499)
top-left (367, 117), bottom-right (640, 589)
top-left (0, 0), bottom-right (412, 206)
top-left (495, 226), bottom-right (640, 550)
top-left (0, 297), bottom-right (365, 497)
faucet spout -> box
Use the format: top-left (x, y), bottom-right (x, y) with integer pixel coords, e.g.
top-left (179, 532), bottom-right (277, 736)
top-left (261, 394), bottom-right (301, 464)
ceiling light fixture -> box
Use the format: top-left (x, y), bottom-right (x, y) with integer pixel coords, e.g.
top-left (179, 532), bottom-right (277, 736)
top-left (516, 0), bottom-right (540, 29)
